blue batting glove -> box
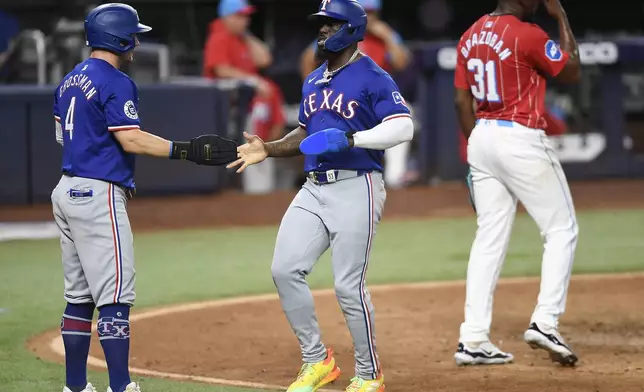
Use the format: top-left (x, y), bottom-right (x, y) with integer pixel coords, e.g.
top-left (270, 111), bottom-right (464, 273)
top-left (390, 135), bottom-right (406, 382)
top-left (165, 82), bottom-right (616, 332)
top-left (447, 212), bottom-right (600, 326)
top-left (299, 128), bottom-right (351, 155)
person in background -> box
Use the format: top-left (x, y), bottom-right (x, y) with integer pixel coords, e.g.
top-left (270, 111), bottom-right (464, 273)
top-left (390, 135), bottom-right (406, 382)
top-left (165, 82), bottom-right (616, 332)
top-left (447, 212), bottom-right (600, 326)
top-left (203, 0), bottom-right (269, 89)
top-left (203, 0), bottom-right (286, 193)
top-left (299, 0), bottom-right (413, 189)
top-left (0, 9), bottom-right (20, 82)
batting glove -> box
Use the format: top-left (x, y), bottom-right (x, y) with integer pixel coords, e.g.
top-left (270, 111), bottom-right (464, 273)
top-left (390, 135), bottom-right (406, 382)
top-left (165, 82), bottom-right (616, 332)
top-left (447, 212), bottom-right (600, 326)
top-left (299, 128), bottom-right (354, 155)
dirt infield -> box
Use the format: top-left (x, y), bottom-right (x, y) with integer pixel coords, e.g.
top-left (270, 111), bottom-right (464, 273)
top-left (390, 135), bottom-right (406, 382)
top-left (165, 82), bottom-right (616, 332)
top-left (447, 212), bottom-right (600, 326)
top-left (29, 275), bottom-right (644, 392)
top-left (106, 275), bottom-right (644, 392)
top-left (23, 179), bottom-right (644, 391)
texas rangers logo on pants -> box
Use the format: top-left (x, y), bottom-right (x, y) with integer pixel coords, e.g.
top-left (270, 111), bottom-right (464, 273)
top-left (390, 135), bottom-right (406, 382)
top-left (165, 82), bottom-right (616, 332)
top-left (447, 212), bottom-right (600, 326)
top-left (97, 317), bottom-right (130, 339)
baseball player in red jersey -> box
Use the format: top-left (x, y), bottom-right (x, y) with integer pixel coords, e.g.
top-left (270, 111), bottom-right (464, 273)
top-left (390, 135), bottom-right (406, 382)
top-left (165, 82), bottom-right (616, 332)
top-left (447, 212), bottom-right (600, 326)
top-left (452, 0), bottom-right (582, 367)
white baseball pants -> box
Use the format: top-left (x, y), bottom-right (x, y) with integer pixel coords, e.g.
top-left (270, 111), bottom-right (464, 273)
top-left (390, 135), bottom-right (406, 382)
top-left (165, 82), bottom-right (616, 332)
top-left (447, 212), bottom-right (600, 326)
top-left (460, 119), bottom-right (579, 343)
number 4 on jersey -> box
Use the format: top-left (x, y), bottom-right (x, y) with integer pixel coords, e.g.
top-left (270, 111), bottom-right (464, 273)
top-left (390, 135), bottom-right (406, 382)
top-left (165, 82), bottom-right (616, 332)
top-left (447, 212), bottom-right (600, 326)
top-left (64, 96), bottom-right (76, 140)
top-left (467, 59), bottom-right (501, 102)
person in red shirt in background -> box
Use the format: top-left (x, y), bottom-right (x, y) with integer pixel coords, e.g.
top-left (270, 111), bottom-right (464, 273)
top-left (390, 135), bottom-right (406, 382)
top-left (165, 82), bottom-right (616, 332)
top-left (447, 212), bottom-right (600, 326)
top-left (203, 0), bottom-right (286, 193)
top-left (298, 0), bottom-right (414, 189)
top-left (203, 0), bottom-right (285, 143)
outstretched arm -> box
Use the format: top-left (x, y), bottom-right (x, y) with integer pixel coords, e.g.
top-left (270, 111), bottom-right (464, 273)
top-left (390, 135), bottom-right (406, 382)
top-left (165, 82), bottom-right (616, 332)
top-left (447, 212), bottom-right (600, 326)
top-left (226, 127), bottom-right (307, 173)
top-left (113, 129), bottom-right (236, 165)
top-left (265, 126), bottom-right (307, 157)
top-left (113, 128), bottom-right (172, 157)
top-left (299, 116), bottom-right (413, 155)
top-left (349, 116), bottom-right (413, 150)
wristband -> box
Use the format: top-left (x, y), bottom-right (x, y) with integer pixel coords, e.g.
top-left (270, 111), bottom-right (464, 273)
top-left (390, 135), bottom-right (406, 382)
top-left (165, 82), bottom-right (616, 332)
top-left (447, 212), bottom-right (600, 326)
top-left (169, 141), bottom-right (191, 160)
top-left (346, 130), bottom-right (356, 148)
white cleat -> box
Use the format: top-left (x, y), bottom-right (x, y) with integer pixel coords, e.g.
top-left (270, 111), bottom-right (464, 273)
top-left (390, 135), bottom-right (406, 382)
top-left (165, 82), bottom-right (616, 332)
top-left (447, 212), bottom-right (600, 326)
top-left (454, 341), bottom-right (514, 366)
top-left (63, 383), bottom-right (97, 392)
top-left (107, 382), bottom-right (141, 392)
top-left (524, 322), bottom-right (578, 366)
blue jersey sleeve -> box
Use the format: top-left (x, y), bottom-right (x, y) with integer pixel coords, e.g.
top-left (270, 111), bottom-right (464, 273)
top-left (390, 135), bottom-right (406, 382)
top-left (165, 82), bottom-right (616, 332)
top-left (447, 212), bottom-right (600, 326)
top-left (368, 74), bottom-right (411, 122)
top-left (103, 77), bottom-right (141, 132)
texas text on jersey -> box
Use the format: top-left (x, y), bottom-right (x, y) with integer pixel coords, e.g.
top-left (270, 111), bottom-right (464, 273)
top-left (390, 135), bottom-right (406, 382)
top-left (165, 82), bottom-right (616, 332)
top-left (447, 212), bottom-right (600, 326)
top-left (299, 56), bottom-right (411, 173)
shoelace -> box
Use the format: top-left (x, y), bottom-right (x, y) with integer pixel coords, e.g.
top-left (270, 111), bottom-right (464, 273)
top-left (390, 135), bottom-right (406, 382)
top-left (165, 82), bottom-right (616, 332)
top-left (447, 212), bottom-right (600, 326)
top-left (346, 377), bottom-right (364, 392)
top-left (295, 363), bottom-right (316, 382)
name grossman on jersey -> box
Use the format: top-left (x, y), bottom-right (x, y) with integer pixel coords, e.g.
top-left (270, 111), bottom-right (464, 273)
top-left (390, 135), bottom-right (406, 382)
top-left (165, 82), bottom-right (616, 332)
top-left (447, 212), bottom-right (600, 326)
top-left (460, 31), bottom-right (512, 61)
top-left (59, 73), bottom-right (97, 100)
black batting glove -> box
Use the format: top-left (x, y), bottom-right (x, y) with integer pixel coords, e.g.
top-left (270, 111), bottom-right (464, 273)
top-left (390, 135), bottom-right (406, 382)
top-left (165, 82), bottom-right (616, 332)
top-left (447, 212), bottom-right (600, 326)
top-left (170, 134), bottom-right (238, 166)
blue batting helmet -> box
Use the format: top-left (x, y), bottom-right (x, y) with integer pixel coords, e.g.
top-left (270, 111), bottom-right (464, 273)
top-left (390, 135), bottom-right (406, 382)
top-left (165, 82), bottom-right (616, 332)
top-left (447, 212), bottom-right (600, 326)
top-left (308, 0), bottom-right (367, 53)
top-left (84, 3), bottom-right (151, 54)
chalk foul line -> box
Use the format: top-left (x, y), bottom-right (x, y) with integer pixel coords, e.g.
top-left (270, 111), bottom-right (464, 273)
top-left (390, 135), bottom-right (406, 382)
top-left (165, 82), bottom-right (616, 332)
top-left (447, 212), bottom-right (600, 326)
top-left (45, 272), bottom-right (644, 391)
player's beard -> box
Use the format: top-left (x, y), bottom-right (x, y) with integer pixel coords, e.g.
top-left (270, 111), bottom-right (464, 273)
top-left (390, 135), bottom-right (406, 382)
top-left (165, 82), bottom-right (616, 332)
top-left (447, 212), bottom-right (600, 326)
top-left (314, 43), bottom-right (345, 63)
top-left (315, 42), bottom-right (330, 62)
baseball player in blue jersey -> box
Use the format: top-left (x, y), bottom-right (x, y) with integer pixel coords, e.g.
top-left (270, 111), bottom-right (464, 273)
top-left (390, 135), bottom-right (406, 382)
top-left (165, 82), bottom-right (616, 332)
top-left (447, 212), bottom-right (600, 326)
top-left (52, 4), bottom-right (237, 392)
top-left (227, 1), bottom-right (413, 390)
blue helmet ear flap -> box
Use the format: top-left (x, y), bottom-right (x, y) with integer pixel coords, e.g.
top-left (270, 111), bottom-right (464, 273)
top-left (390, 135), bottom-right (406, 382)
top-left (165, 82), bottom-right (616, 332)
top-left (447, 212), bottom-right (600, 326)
top-left (323, 23), bottom-right (366, 52)
top-left (309, 0), bottom-right (367, 53)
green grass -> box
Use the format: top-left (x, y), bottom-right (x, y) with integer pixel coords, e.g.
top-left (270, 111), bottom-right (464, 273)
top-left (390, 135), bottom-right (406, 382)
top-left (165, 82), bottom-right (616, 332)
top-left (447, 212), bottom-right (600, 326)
top-left (1, 209), bottom-right (643, 391)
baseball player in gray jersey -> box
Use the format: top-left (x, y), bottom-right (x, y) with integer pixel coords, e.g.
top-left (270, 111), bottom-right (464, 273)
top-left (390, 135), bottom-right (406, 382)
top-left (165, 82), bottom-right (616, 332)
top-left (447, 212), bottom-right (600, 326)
top-left (53, 4), bottom-right (236, 392)
top-left (227, 1), bottom-right (414, 391)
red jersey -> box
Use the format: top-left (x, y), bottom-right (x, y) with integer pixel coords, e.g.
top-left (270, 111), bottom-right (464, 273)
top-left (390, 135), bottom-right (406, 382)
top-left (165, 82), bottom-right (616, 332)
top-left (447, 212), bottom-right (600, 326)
top-left (249, 78), bottom-right (286, 140)
top-left (202, 19), bottom-right (257, 78)
top-left (454, 14), bottom-right (569, 129)
top-left (358, 32), bottom-right (402, 72)
top-left (359, 36), bottom-right (388, 71)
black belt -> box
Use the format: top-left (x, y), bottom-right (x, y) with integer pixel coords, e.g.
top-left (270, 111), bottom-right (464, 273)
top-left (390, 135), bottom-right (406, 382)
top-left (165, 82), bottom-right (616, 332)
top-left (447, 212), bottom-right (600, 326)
top-left (306, 169), bottom-right (375, 185)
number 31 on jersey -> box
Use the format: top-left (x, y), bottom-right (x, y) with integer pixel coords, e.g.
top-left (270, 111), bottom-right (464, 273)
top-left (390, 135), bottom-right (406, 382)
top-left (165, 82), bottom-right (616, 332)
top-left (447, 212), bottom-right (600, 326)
top-left (468, 59), bottom-right (501, 102)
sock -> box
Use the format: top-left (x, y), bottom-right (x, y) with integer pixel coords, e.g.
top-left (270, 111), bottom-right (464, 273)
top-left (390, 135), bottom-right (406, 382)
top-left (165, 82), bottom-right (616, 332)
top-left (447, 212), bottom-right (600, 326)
top-left (61, 302), bottom-right (95, 392)
top-left (98, 304), bottom-right (132, 392)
